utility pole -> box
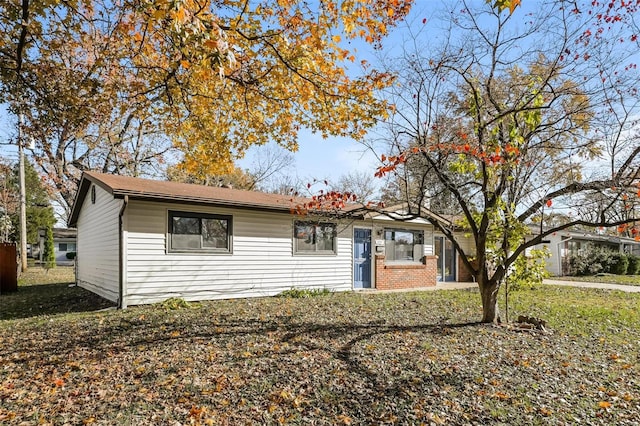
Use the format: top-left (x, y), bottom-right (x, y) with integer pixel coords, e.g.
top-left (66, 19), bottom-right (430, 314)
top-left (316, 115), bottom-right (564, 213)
top-left (18, 113), bottom-right (27, 272)
top-left (15, 0), bottom-right (31, 273)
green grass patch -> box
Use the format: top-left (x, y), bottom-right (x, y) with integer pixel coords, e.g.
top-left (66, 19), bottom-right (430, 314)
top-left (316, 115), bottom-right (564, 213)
top-left (2, 266), bottom-right (114, 320)
top-left (17, 265), bottom-right (76, 286)
top-left (504, 286), bottom-right (640, 342)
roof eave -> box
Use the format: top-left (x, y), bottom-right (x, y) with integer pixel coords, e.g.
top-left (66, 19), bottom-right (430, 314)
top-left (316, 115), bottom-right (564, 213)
top-left (110, 189), bottom-right (297, 214)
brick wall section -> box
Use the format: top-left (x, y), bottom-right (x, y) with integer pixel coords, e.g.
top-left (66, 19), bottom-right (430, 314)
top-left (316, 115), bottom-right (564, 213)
top-left (457, 256), bottom-right (476, 282)
top-left (375, 254), bottom-right (438, 290)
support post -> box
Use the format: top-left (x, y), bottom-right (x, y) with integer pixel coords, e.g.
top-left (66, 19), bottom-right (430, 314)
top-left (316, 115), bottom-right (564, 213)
top-left (18, 113), bottom-right (27, 272)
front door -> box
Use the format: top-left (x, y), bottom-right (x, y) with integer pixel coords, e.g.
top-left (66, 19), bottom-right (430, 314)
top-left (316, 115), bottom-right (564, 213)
top-left (353, 228), bottom-right (372, 288)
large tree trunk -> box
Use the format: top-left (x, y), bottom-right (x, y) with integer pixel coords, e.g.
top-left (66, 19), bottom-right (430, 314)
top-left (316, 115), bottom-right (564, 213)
top-left (479, 280), bottom-right (500, 323)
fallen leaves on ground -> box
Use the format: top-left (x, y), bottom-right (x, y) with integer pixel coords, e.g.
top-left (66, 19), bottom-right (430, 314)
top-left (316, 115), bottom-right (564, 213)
top-left (1, 287), bottom-right (639, 424)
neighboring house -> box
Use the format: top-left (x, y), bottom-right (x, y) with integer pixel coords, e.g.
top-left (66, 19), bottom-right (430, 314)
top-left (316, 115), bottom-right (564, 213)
top-left (529, 228), bottom-right (640, 276)
top-left (37, 227), bottom-right (77, 266)
top-left (68, 172), bottom-right (475, 307)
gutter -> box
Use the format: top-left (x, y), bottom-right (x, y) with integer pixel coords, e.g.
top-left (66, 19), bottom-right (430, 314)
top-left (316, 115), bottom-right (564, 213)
top-left (118, 195), bottom-right (129, 309)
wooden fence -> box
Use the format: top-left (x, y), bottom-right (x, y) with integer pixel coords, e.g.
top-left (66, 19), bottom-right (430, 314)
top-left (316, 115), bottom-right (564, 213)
top-left (0, 243), bottom-right (18, 293)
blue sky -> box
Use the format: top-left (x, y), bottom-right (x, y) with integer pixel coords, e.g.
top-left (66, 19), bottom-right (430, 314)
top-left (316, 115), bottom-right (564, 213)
top-left (0, 105), bottom-right (17, 162)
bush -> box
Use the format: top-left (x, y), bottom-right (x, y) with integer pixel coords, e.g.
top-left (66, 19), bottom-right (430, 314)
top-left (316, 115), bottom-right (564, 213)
top-left (609, 253), bottom-right (628, 275)
top-left (159, 297), bottom-right (196, 310)
top-left (278, 288), bottom-right (331, 298)
top-left (66, 252), bottom-right (76, 260)
top-left (509, 248), bottom-right (550, 291)
top-left (566, 246), bottom-right (617, 276)
top-left (627, 255), bottom-right (640, 275)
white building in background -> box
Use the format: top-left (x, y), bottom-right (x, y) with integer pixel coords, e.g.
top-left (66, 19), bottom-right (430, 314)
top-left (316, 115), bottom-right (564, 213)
top-left (36, 227), bottom-right (77, 266)
top-left (529, 228), bottom-right (640, 276)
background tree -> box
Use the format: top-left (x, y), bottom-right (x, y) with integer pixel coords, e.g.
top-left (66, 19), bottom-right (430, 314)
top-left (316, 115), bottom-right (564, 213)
top-left (15, 159), bottom-right (55, 245)
top-left (167, 162), bottom-right (257, 190)
top-left (167, 144), bottom-right (296, 192)
top-left (0, 157), bottom-right (17, 217)
top-left (334, 170), bottom-right (380, 201)
top-left (43, 224), bottom-right (55, 270)
top-left (0, 157), bottom-right (15, 242)
top-left (366, 0), bottom-right (639, 322)
top-left (0, 157), bottom-right (53, 244)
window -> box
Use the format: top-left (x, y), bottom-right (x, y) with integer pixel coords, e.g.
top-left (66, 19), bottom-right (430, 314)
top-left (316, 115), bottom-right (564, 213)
top-left (168, 211), bottom-right (232, 253)
top-left (384, 229), bottom-right (424, 262)
top-left (58, 243), bottom-right (76, 252)
top-left (294, 221), bottom-right (337, 254)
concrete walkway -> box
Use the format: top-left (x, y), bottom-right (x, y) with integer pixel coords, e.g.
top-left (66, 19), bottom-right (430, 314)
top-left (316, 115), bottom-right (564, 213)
top-left (542, 279), bottom-right (640, 293)
top-left (371, 279), bottom-right (640, 293)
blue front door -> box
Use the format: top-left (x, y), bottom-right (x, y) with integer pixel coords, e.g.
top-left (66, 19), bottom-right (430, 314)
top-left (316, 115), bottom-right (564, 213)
top-left (353, 228), bottom-right (372, 288)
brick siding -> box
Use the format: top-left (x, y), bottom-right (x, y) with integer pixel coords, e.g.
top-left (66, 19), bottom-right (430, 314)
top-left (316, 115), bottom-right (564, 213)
top-left (457, 256), bottom-right (476, 282)
top-left (375, 254), bottom-right (438, 290)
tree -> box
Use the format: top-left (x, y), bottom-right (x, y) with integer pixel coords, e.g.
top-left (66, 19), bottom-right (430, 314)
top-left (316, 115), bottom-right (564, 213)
top-left (167, 162), bottom-right (257, 190)
top-left (0, 157), bottom-right (15, 242)
top-left (17, 159), bottom-right (55, 244)
top-left (0, 157), bottom-right (17, 218)
top-left (0, 157), bottom-right (53, 244)
top-left (1, 0), bottom-right (414, 218)
top-left (334, 170), bottom-right (380, 201)
top-left (167, 143), bottom-right (297, 192)
top-left (43, 224), bottom-right (55, 270)
top-left (357, 1), bottom-right (639, 323)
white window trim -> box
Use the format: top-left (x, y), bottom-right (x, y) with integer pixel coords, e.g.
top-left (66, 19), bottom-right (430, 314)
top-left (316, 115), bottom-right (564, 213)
top-left (293, 220), bottom-right (338, 255)
top-left (384, 228), bottom-right (424, 264)
top-left (167, 210), bottom-right (233, 254)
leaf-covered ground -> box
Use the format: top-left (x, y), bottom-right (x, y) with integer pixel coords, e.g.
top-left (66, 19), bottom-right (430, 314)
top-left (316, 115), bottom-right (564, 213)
top-left (1, 283), bottom-right (639, 425)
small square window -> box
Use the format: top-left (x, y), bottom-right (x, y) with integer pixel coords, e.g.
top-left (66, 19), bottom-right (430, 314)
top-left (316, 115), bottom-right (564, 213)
top-left (294, 221), bottom-right (337, 254)
top-left (168, 211), bottom-right (232, 253)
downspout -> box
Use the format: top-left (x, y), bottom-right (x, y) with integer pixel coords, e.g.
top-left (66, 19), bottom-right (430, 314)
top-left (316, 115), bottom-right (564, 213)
top-left (118, 195), bottom-right (129, 309)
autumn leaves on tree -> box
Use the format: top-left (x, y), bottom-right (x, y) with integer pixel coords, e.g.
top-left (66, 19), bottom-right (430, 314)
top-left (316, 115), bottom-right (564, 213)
top-left (0, 0), bottom-right (413, 211)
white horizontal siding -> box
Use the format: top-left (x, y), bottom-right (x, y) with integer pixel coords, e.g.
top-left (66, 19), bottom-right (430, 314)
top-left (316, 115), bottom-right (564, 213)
top-left (76, 184), bottom-right (121, 303)
top-left (454, 232), bottom-right (476, 256)
top-left (124, 201), bottom-right (353, 305)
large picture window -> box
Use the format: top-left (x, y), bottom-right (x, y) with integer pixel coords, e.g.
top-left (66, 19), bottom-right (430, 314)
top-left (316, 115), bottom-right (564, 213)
top-left (384, 229), bottom-right (424, 262)
top-left (294, 221), bottom-right (337, 254)
top-left (168, 211), bottom-right (232, 253)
